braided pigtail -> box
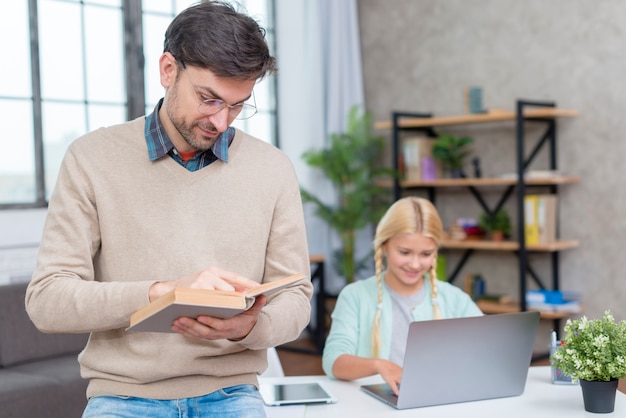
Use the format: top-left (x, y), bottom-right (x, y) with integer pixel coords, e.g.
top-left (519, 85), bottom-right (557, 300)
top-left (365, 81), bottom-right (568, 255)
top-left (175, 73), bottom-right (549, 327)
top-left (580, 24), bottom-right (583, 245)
top-left (371, 245), bottom-right (385, 358)
top-left (429, 258), bottom-right (442, 320)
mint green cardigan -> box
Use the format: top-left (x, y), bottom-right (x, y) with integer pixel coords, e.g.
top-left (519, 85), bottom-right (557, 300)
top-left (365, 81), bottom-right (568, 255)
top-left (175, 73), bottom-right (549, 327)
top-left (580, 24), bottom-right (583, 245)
top-left (322, 274), bottom-right (483, 377)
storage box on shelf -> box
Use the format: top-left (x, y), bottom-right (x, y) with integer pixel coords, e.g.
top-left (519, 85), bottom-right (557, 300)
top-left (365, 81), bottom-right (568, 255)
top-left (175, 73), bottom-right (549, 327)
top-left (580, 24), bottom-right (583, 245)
top-left (376, 100), bottom-right (580, 330)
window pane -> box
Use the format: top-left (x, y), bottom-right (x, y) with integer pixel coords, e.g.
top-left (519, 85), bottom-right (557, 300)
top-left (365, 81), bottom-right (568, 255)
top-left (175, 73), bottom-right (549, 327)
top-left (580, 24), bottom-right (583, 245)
top-left (0, 100), bottom-right (36, 203)
top-left (62, 0), bottom-right (121, 3)
top-left (142, 13), bottom-right (171, 109)
top-left (142, 0), bottom-right (197, 109)
top-left (254, 79), bottom-right (272, 111)
top-left (239, 1), bottom-right (270, 28)
top-left (175, 0), bottom-right (196, 12)
top-left (42, 102), bottom-right (87, 199)
top-left (141, 0), bottom-right (172, 14)
top-left (88, 104), bottom-right (126, 131)
top-left (142, 0), bottom-right (196, 15)
top-left (85, 0), bottom-right (122, 6)
top-left (84, 5), bottom-right (124, 103)
top-left (1, 1), bottom-right (31, 98)
top-left (39, 0), bottom-right (84, 100)
top-left (233, 112), bottom-right (275, 144)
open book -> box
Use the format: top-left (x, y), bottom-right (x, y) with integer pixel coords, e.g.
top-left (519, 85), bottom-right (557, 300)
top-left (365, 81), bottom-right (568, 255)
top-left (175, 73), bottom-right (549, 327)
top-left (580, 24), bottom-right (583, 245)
top-left (127, 273), bottom-right (306, 332)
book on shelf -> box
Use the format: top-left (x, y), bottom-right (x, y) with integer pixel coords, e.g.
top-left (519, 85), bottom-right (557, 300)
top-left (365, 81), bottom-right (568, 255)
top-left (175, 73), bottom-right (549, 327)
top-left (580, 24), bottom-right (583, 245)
top-left (526, 289), bottom-right (582, 313)
top-left (464, 273), bottom-right (482, 298)
top-left (527, 300), bottom-right (581, 314)
top-left (401, 137), bottom-right (441, 181)
top-left (526, 289), bottom-right (582, 304)
top-left (524, 194), bottom-right (557, 245)
top-left (463, 273), bottom-right (506, 302)
top-left (127, 273), bottom-right (307, 332)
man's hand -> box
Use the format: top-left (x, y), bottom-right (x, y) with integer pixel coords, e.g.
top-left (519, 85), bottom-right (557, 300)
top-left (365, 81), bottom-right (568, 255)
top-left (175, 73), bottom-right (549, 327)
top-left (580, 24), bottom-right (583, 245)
top-left (171, 295), bottom-right (267, 341)
top-left (149, 266), bottom-right (259, 301)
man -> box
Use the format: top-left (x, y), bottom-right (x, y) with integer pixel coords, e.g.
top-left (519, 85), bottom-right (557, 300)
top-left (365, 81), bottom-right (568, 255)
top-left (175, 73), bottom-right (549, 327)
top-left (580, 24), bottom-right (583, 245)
top-left (25, 2), bottom-right (312, 416)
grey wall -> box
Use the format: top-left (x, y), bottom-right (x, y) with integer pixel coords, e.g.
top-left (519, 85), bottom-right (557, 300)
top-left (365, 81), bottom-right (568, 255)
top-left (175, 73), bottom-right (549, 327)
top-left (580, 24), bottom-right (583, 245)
top-left (358, 0), bottom-right (626, 326)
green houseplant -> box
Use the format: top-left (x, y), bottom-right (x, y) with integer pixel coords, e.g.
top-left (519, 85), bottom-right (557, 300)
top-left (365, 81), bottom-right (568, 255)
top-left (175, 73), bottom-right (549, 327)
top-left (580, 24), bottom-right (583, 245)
top-left (300, 105), bottom-right (396, 283)
top-left (478, 209), bottom-right (512, 241)
top-left (432, 133), bottom-right (474, 178)
top-left (551, 311), bottom-right (626, 413)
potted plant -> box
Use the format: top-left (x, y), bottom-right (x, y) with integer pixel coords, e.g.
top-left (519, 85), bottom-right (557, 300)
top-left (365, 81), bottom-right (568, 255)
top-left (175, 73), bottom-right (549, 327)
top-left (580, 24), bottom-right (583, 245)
top-left (478, 209), bottom-right (512, 241)
top-left (300, 105), bottom-right (396, 284)
top-left (432, 133), bottom-right (474, 178)
top-left (551, 311), bottom-right (626, 413)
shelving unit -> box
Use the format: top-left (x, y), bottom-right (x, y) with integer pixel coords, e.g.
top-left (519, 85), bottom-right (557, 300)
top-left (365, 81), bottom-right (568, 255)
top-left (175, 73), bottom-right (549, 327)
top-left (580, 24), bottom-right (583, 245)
top-left (378, 100), bottom-right (579, 329)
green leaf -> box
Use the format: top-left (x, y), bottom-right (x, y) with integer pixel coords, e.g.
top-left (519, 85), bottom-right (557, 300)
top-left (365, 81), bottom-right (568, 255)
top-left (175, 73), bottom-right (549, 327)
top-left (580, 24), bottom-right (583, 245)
top-left (432, 132), bottom-right (474, 170)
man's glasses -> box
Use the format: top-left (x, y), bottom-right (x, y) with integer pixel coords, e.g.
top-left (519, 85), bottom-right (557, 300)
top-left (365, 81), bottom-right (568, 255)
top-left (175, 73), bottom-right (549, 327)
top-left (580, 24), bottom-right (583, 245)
top-left (180, 62), bottom-right (257, 120)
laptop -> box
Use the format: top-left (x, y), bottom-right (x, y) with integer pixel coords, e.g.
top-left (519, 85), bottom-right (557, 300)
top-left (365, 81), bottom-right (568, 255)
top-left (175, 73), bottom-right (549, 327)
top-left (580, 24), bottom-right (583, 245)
top-left (361, 311), bottom-right (540, 409)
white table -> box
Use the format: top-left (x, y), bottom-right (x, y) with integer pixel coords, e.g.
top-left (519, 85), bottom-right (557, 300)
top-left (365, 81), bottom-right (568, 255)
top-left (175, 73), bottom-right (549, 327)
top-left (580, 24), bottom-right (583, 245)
top-left (261, 367), bottom-right (626, 417)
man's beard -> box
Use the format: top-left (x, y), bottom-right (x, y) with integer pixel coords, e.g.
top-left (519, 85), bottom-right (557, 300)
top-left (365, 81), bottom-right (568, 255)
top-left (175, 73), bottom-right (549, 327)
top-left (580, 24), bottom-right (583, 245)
top-left (175, 119), bottom-right (217, 152)
top-left (165, 96), bottom-right (217, 152)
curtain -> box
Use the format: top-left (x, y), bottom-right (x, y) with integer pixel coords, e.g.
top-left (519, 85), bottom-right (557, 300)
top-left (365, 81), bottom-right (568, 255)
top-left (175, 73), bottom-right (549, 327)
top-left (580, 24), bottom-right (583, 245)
top-left (319, 0), bottom-right (365, 135)
top-left (276, 0), bottom-right (366, 293)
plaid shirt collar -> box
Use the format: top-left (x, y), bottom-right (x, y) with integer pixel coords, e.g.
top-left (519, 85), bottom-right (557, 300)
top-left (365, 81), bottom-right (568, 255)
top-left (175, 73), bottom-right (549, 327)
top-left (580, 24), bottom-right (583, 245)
top-left (144, 99), bottom-right (234, 168)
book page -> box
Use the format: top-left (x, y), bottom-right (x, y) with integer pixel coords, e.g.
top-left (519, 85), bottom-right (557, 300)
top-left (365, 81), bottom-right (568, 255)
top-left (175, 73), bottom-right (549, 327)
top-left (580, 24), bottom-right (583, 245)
top-left (244, 273), bottom-right (306, 298)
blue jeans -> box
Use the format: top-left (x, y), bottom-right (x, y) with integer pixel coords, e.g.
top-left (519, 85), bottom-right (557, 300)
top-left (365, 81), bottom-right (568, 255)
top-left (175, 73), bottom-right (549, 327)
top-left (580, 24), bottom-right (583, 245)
top-left (82, 384), bottom-right (266, 418)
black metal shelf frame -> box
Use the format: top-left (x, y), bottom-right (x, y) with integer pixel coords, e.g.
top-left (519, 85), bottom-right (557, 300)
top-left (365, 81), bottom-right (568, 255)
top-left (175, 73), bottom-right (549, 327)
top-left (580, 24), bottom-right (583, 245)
top-left (391, 99), bottom-right (568, 332)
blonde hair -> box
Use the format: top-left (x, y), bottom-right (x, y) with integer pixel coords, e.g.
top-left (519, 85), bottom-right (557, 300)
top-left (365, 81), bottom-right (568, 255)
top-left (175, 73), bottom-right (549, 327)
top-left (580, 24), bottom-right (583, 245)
top-left (371, 196), bottom-right (443, 358)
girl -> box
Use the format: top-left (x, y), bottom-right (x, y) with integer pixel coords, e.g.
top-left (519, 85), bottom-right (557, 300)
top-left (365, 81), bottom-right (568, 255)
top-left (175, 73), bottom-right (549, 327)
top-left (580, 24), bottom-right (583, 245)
top-left (322, 196), bottom-right (482, 395)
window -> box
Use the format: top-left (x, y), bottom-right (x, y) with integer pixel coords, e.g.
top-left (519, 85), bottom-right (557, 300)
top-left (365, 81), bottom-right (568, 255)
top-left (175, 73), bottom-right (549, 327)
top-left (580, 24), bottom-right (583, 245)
top-left (0, 0), bottom-right (277, 209)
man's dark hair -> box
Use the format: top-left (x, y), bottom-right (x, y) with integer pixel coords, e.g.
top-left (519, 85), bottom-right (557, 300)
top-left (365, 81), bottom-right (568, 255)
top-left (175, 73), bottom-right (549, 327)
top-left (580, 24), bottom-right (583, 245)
top-left (163, 1), bottom-right (277, 80)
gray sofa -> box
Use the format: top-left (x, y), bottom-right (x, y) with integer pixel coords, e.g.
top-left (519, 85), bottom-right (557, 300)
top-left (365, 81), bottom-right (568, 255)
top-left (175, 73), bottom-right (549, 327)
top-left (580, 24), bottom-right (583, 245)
top-left (0, 282), bottom-right (89, 418)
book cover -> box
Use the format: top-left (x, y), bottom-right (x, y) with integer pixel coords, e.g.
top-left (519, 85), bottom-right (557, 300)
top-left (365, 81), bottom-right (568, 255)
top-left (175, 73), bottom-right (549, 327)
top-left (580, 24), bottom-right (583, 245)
top-left (527, 300), bottom-right (581, 313)
top-left (127, 273), bottom-right (306, 332)
top-left (537, 195), bottom-right (557, 243)
top-left (526, 289), bottom-right (582, 304)
top-left (524, 195), bottom-right (539, 245)
top-left (525, 194), bottom-right (557, 245)
top-left (402, 137), bottom-right (439, 181)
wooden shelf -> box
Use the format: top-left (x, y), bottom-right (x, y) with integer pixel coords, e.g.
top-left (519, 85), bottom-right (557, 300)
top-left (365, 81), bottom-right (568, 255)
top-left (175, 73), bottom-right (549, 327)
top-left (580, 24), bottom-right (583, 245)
top-left (477, 300), bottom-right (582, 320)
top-left (441, 239), bottom-right (579, 252)
top-left (398, 175), bottom-right (581, 188)
top-left (375, 107), bottom-right (579, 130)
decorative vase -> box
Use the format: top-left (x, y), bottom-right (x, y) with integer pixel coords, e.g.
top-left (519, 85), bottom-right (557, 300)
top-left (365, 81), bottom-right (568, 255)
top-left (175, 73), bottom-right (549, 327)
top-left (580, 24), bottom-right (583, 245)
top-left (579, 378), bottom-right (618, 414)
top-left (450, 168), bottom-right (465, 178)
top-left (490, 231), bottom-right (504, 242)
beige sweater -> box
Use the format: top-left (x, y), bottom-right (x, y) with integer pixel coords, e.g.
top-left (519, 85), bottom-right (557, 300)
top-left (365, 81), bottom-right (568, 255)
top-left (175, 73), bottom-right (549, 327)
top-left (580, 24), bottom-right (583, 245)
top-left (25, 117), bottom-right (312, 400)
